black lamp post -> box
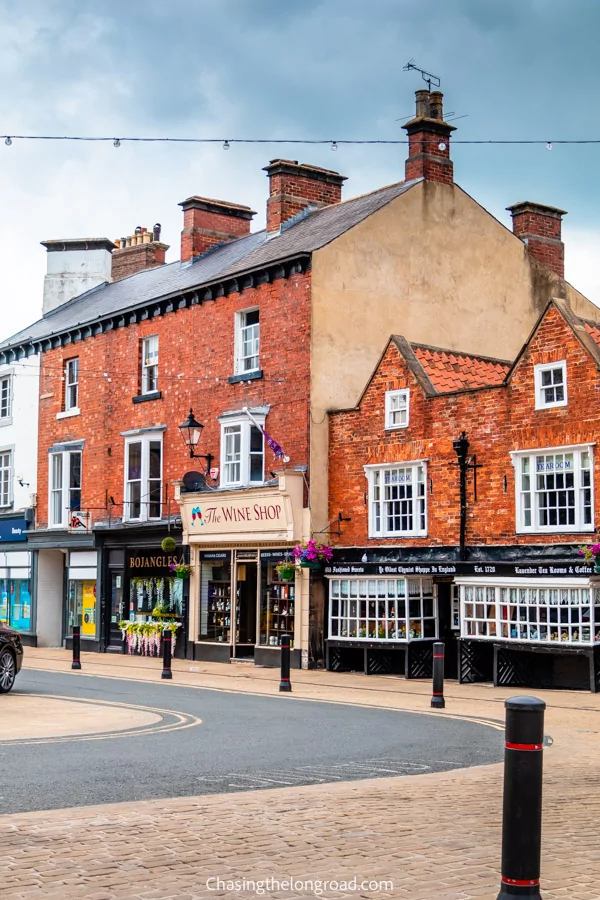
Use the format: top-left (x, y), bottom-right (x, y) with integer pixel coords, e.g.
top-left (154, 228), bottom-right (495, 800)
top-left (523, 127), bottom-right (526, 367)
top-left (178, 408), bottom-right (214, 474)
top-left (453, 431), bottom-right (470, 562)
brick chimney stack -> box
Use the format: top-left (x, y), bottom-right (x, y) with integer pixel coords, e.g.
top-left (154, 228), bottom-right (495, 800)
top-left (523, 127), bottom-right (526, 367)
top-left (263, 159), bottom-right (347, 233)
top-left (178, 197), bottom-right (256, 263)
top-left (111, 225), bottom-right (170, 282)
top-left (402, 89), bottom-right (456, 185)
top-left (506, 201), bottom-right (566, 279)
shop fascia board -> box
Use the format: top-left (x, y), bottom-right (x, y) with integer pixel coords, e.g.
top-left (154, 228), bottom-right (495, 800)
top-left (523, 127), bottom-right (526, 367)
top-left (175, 470), bottom-right (304, 544)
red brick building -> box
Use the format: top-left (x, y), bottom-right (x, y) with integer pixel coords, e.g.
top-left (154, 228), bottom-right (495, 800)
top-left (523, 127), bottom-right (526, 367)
top-left (328, 300), bottom-right (600, 689)
top-left (2, 89), bottom-right (600, 669)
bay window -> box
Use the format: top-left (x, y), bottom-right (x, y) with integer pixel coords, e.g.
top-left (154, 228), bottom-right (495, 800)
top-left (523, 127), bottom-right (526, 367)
top-left (365, 461), bottom-right (427, 538)
top-left (512, 445), bottom-right (593, 533)
top-left (219, 410), bottom-right (265, 488)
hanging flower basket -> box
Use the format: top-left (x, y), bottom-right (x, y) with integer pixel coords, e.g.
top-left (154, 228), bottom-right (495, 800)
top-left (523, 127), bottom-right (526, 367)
top-left (275, 561), bottom-right (297, 581)
top-left (169, 562), bottom-right (193, 580)
top-left (292, 540), bottom-right (333, 570)
top-left (578, 543), bottom-right (600, 573)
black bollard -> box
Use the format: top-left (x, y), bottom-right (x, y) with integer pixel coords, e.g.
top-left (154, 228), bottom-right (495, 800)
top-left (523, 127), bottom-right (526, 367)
top-left (71, 624), bottom-right (82, 670)
top-left (497, 696), bottom-right (546, 899)
top-left (431, 641), bottom-right (445, 709)
top-left (279, 633), bottom-right (292, 692)
top-left (161, 628), bottom-right (173, 680)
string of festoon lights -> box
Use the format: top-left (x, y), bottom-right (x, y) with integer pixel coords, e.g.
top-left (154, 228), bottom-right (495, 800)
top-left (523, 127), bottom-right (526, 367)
top-left (1, 134), bottom-right (599, 150)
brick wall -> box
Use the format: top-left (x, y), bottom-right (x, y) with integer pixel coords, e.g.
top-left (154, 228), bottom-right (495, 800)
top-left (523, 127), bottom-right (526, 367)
top-left (264, 160), bottom-right (346, 232)
top-left (329, 306), bottom-right (600, 550)
top-left (111, 243), bottom-right (168, 281)
top-left (37, 271), bottom-right (312, 527)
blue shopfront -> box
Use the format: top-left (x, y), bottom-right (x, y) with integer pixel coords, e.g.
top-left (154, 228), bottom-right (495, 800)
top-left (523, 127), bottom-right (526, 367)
top-left (0, 516), bottom-right (34, 640)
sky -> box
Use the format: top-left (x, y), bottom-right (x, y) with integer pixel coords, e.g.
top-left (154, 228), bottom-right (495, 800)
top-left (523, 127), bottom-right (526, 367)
top-left (1, 0), bottom-right (600, 340)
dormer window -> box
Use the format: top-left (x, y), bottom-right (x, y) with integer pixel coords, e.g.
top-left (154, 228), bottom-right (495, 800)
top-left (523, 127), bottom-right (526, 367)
top-left (385, 389), bottom-right (409, 429)
top-left (534, 361), bottom-right (567, 410)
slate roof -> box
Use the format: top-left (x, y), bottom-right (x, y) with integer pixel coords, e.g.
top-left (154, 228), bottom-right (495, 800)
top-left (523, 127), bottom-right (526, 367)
top-left (0, 178), bottom-right (420, 353)
top-left (411, 343), bottom-right (510, 392)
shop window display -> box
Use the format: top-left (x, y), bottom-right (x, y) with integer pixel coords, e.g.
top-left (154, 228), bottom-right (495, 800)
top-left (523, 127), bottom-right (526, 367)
top-left (0, 578), bottom-right (31, 632)
top-left (199, 554), bottom-right (234, 642)
top-left (460, 582), bottom-right (600, 645)
top-left (260, 560), bottom-right (295, 647)
top-left (328, 577), bottom-right (435, 641)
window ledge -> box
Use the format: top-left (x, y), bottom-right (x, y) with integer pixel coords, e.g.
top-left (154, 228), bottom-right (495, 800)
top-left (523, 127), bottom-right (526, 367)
top-left (57, 408), bottom-right (80, 420)
top-left (0, 416), bottom-right (13, 427)
top-left (132, 391), bottom-right (162, 404)
top-left (534, 402), bottom-right (568, 411)
top-left (228, 370), bottom-right (263, 385)
top-left (384, 424), bottom-right (408, 432)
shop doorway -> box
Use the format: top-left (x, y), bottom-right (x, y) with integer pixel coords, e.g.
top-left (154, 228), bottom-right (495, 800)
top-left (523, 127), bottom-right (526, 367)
top-left (108, 572), bottom-right (124, 651)
top-left (235, 560), bottom-right (257, 658)
top-left (436, 582), bottom-right (459, 679)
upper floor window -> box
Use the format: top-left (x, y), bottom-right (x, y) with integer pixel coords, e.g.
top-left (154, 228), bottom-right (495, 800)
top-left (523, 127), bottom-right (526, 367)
top-left (49, 447), bottom-right (82, 528)
top-left (365, 461), bottom-right (427, 538)
top-left (385, 389), bottom-right (409, 429)
top-left (534, 361), bottom-right (567, 410)
top-left (64, 358), bottom-right (79, 411)
top-left (141, 336), bottom-right (159, 395)
top-left (512, 445), bottom-right (593, 533)
top-left (235, 309), bottom-right (260, 375)
top-left (0, 449), bottom-right (12, 507)
top-left (220, 412), bottom-right (264, 488)
top-left (0, 375), bottom-right (12, 421)
top-left (124, 433), bottom-right (162, 521)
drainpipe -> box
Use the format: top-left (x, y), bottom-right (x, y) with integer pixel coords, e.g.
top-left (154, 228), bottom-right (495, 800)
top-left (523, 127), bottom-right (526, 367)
top-left (453, 432), bottom-right (470, 561)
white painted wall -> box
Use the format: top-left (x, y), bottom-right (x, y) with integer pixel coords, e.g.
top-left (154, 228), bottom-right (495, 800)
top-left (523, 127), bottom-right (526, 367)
top-left (43, 245), bottom-right (112, 315)
top-left (0, 355), bottom-right (39, 513)
top-left (36, 548), bottom-right (65, 646)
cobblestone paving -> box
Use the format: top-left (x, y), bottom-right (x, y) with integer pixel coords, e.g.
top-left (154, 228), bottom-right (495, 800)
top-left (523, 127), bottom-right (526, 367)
top-left (1, 649), bottom-right (599, 899)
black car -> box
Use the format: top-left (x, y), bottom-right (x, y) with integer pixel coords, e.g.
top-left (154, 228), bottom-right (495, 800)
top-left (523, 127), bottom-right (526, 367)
top-left (0, 624), bottom-right (23, 693)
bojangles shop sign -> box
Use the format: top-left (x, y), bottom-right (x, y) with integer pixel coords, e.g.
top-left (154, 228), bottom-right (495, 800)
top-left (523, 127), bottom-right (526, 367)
top-left (126, 548), bottom-right (189, 577)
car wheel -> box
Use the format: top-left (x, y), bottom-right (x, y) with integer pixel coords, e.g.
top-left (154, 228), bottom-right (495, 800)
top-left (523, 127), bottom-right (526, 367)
top-left (0, 648), bottom-right (16, 693)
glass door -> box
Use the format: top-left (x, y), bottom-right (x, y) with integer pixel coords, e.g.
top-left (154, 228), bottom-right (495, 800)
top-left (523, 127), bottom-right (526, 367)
top-left (108, 572), bottom-right (124, 650)
top-left (234, 557), bottom-right (258, 658)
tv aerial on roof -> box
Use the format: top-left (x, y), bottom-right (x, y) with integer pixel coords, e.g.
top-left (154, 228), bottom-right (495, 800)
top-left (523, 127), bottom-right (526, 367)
top-left (403, 59), bottom-right (441, 92)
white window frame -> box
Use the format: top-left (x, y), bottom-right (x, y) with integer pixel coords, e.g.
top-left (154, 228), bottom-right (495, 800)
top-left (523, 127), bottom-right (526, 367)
top-left (0, 448), bottom-right (12, 507)
top-left (234, 308), bottom-right (260, 375)
top-left (511, 444), bottom-right (594, 534)
top-left (534, 361), bottom-right (567, 410)
top-left (65, 358), bottom-right (79, 411)
top-left (123, 432), bottom-right (163, 522)
top-left (48, 447), bottom-right (82, 528)
top-left (364, 461), bottom-right (427, 538)
top-left (457, 577), bottom-right (600, 647)
top-left (0, 374), bottom-right (12, 422)
top-left (327, 576), bottom-right (436, 641)
top-left (219, 411), bottom-right (265, 488)
top-left (385, 389), bottom-right (409, 430)
top-left (141, 335), bottom-right (159, 395)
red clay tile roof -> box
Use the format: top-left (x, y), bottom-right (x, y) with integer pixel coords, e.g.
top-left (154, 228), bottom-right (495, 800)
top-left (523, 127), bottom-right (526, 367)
top-left (411, 344), bottom-right (510, 392)
top-left (584, 321), bottom-right (600, 346)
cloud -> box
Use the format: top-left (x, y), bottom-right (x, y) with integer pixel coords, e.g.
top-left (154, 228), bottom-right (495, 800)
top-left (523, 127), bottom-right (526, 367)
top-left (0, 0), bottom-right (599, 340)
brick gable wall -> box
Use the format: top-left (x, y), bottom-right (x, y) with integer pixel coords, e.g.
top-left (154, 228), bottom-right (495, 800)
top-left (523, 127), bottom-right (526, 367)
top-left (36, 271), bottom-right (312, 528)
top-left (329, 306), bottom-right (600, 550)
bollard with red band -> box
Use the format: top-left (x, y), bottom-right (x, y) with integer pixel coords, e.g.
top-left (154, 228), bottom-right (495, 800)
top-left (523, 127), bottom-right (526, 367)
top-left (71, 624), bottom-right (82, 670)
top-left (161, 628), bottom-right (173, 680)
top-left (279, 633), bottom-right (292, 692)
top-left (431, 641), bottom-right (445, 709)
top-left (497, 696), bottom-right (546, 899)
